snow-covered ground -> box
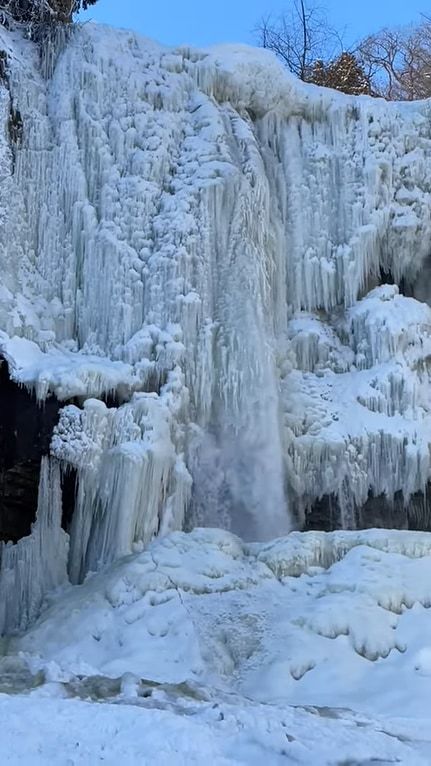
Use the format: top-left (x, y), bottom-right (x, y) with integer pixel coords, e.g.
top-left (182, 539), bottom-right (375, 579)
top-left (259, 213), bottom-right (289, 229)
top-left (3, 689), bottom-right (431, 765)
top-left (5, 690), bottom-right (431, 766)
top-left (2, 527), bottom-right (431, 763)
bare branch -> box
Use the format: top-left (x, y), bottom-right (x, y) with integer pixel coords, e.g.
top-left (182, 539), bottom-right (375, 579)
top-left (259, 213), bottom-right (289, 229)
top-left (254, 0), bottom-right (344, 80)
top-left (358, 21), bottom-right (431, 100)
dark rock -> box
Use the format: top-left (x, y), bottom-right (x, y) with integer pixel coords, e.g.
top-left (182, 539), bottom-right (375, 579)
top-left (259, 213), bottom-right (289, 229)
top-left (0, 358), bottom-right (62, 542)
top-left (302, 488), bottom-right (431, 532)
top-left (61, 467), bottom-right (77, 533)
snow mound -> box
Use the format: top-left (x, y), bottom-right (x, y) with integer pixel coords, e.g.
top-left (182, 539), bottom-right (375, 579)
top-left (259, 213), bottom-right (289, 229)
top-left (1, 527), bottom-right (431, 763)
top-left (12, 527), bottom-right (431, 722)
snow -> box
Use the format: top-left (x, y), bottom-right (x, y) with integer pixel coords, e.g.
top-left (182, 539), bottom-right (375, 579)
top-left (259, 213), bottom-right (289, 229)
top-left (284, 285), bottom-right (431, 524)
top-left (3, 527), bottom-right (431, 763)
top-left (13, 527), bottom-right (431, 708)
top-left (3, 691), bottom-right (429, 766)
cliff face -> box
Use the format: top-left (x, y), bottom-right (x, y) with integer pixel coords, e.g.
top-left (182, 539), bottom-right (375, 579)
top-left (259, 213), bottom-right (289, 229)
top-left (1, 22), bottom-right (431, 632)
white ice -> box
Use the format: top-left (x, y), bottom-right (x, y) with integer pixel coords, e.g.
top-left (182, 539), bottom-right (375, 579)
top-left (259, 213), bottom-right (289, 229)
top-left (0, 18), bottom-right (430, 637)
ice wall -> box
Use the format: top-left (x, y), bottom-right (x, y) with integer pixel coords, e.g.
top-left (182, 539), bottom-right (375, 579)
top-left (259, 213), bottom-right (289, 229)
top-left (0, 22), bottom-right (431, 630)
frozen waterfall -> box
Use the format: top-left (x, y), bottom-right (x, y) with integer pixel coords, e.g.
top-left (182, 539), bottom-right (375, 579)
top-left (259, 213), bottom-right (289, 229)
top-left (0, 21), bottom-right (431, 633)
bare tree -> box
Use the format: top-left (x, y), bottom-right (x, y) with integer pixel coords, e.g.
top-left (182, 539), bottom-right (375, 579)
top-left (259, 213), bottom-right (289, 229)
top-left (256, 6), bottom-right (431, 100)
top-left (358, 21), bottom-right (431, 100)
top-left (255, 0), bottom-right (343, 81)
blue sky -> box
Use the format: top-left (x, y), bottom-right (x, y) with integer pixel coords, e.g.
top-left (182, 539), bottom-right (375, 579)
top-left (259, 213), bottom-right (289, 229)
top-left (80, 0), bottom-right (426, 48)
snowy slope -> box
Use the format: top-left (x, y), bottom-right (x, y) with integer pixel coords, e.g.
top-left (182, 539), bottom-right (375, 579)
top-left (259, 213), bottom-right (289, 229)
top-left (3, 527), bottom-right (431, 763)
top-left (14, 527), bottom-right (431, 717)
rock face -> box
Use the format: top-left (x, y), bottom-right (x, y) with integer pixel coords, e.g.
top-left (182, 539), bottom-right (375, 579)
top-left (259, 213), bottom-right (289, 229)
top-left (1, 23), bottom-right (431, 632)
top-left (0, 359), bottom-right (61, 543)
top-left (305, 490), bottom-right (431, 532)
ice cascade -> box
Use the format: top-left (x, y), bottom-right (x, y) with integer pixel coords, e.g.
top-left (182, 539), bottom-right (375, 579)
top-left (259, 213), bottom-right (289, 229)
top-left (0, 24), bottom-right (431, 631)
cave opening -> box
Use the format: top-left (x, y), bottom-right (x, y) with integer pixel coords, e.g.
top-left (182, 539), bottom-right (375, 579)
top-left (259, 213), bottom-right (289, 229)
top-left (303, 487), bottom-right (431, 532)
top-left (0, 358), bottom-right (63, 543)
top-left (0, 357), bottom-right (167, 545)
top-left (378, 266), bottom-right (408, 295)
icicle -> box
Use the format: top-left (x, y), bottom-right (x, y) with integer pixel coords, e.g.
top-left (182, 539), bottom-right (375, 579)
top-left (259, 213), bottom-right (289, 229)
top-left (0, 457), bottom-right (68, 635)
top-left (51, 387), bottom-right (191, 583)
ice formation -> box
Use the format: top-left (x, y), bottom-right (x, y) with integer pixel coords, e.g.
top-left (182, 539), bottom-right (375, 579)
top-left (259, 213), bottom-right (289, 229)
top-left (0, 20), bottom-right (431, 631)
top-left (51, 387), bottom-right (191, 582)
top-left (0, 458), bottom-right (68, 634)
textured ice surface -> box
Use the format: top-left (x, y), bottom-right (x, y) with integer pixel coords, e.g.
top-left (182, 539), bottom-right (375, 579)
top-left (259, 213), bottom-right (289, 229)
top-left (1, 22), bottom-right (431, 762)
top-left (1, 22), bottom-right (431, 630)
top-left (51, 386), bottom-right (192, 582)
top-left (285, 285), bottom-right (431, 525)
